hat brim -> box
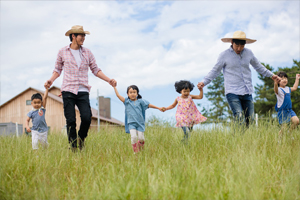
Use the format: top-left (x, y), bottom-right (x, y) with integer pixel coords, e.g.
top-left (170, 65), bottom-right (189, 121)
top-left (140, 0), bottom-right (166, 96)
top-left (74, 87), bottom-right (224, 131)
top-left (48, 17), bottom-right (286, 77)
top-left (65, 30), bottom-right (90, 36)
top-left (221, 38), bottom-right (256, 44)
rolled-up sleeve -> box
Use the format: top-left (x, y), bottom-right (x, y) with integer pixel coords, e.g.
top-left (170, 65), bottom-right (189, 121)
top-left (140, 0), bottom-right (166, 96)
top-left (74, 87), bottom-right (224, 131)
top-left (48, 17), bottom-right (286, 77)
top-left (53, 50), bottom-right (63, 76)
top-left (88, 50), bottom-right (101, 76)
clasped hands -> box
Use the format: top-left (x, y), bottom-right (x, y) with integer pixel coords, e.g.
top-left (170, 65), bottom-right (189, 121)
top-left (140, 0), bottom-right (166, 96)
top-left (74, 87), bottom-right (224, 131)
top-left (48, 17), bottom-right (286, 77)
top-left (109, 79), bottom-right (117, 87)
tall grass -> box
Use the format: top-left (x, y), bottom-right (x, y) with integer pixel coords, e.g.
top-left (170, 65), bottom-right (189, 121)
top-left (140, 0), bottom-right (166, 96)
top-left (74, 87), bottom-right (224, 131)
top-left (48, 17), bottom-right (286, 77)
top-left (0, 121), bottom-right (299, 200)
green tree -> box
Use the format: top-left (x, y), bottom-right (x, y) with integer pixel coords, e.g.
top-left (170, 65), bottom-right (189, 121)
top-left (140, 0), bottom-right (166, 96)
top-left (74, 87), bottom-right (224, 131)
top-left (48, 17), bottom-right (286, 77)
top-left (254, 59), bottom-right (300, 116)
top-left (253, 63), bottom-right (276, 115)
top-left (198, 73), bottom-right (232, 122)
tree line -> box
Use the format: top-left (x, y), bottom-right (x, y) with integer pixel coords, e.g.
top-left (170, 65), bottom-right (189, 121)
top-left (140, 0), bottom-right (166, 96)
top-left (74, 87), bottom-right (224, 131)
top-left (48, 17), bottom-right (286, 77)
top-left (199, 59), bottom-right (300, 121)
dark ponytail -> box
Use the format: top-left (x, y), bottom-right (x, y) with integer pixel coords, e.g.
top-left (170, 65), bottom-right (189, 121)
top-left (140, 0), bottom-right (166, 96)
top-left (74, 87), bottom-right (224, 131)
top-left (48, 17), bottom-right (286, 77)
top-left (127, 85), bottom-right (142, 99)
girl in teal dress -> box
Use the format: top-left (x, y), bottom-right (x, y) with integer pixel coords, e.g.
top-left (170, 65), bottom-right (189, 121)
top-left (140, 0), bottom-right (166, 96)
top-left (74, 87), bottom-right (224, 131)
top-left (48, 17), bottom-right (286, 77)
top-left (114, 85), bottom-right (163, 153)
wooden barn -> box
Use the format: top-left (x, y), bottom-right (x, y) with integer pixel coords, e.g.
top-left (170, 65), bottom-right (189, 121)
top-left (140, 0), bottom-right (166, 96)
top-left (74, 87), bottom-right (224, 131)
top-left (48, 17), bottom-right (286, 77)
top-left (0, 86), bottom-right (124, 134)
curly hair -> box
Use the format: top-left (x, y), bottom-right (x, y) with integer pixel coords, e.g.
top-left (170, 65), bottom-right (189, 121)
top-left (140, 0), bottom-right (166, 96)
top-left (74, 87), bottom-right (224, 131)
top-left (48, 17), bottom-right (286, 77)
top-left (174, 80), bottom-right (194, 94)
top-left (127, 85), bottom-right (142, 99)
top-left (31, 93), bottom-right (42, 101)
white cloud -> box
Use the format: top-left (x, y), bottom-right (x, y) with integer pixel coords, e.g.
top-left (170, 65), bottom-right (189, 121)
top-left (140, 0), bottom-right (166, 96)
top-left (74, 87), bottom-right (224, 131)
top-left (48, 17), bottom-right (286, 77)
top-left (0, 0), bottom-right (299, 109)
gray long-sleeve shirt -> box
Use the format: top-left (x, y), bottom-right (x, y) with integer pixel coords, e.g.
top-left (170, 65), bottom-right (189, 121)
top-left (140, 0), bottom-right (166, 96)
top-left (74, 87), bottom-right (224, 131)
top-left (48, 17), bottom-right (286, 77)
top-left (202, 46), bottom-right (274, 95)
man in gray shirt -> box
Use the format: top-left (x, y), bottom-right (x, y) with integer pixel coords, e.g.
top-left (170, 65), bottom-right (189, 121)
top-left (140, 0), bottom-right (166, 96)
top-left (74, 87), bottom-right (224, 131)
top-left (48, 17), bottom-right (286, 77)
top-left (198, 31), bottom-right (281, 127)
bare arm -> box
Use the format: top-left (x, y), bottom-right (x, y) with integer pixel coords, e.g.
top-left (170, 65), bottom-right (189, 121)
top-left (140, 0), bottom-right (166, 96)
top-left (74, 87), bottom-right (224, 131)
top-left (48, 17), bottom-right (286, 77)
top-left (96, 71), bottom-right (117, 87)
top-left (197, 82), bottom-right (205, 90)
top-left (291, 74), bottom-right (300, 92)
top-left (45, 71), bottom-right (60, 88)
top-left (113, 87), bottom-right (125, 103)
top-left (164, 99), bottom-right (178, 111)
top-left (148, 104), bottom-right (163, 112)
top-left (43, 87), bottom-right (49, 108)
top-left (191, 88), bottom-right (204, 99)
top-left (274, 81), bottom-right (279, 94)
top-left (26, 117), bottom-right (31, 133)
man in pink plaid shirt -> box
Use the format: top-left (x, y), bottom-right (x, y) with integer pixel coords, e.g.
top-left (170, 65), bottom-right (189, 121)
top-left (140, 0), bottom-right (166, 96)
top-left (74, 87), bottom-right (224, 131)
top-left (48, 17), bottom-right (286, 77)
top-left (45, 25), bottom-right (117, 151)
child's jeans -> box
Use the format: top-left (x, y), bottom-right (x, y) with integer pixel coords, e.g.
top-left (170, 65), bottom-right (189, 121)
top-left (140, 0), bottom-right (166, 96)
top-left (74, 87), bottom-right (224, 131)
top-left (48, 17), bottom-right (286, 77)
top-left (181, 126), bottom-right (193, 144)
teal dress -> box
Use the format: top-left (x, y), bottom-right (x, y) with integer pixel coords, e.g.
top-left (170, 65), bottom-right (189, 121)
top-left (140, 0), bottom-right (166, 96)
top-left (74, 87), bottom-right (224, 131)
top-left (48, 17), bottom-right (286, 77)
top-left (124, 98), bottom-right (149, 133)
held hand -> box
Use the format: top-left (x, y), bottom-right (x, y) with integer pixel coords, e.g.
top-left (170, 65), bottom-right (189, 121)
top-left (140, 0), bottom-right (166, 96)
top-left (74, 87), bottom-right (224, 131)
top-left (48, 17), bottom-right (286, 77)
top-left (26, 127), bottom-right (31, 133)
top-left (109, 79), bottom-right (117, 87)
top-left (161, 107), bottom-right (167, 112)
top-left (158, 107), bottom-right (164, 112)
top-left (273, 76), bottom-right (280, 84)
top-left (44, 80), bottom-right (53, 89)
top-left (271, 75), bottom-right (281, 83)
top-left (197, 82), bottom-right (205, 90)
top-left (296, 74), bottom-right (300, 80)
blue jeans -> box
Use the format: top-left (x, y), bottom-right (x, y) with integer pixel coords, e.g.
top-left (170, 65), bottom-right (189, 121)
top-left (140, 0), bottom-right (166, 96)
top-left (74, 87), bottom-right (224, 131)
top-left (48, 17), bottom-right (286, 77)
top-left (226, 93), bottom-right (254, 127)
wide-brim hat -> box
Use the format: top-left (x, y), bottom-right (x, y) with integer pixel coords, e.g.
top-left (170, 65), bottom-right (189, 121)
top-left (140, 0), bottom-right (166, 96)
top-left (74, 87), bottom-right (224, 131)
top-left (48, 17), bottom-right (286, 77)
top-left (65, 25), bottom-right (90, 36)
top-left (221, 31), bottom-right (256, 44)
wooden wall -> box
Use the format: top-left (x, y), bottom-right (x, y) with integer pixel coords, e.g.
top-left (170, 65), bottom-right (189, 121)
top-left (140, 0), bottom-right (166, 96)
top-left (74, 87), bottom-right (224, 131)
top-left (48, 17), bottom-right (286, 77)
top-left (48, 87), bottom-right (62, 97)
top-left (0, 89), bottom-right (82, 133)
top-left (0, 88), bottom-right (123, 134)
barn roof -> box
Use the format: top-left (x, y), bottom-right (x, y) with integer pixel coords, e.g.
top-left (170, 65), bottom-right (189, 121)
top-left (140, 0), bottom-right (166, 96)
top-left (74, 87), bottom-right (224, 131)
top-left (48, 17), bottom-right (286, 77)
top-left (0, 87), bottom-right (124, 126)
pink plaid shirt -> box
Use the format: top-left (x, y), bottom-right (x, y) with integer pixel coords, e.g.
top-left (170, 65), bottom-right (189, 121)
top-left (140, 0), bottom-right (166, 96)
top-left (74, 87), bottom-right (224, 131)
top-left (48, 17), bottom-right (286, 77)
top-left (54, 45), bottom-right (101, 94)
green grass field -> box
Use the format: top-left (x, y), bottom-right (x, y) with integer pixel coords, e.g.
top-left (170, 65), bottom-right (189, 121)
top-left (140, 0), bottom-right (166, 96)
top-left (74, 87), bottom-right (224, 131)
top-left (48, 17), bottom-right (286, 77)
top-left (0, 120), bottom-right (299, 200)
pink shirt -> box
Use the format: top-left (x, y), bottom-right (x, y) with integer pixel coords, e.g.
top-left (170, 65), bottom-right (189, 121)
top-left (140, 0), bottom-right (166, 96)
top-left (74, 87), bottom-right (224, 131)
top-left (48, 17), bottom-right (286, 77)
top-left (54, 45), bottom-right (101, 94)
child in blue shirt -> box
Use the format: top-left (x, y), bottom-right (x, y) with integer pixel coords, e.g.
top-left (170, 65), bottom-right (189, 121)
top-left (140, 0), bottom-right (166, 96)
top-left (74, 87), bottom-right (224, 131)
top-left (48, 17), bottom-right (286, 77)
top-left (26, 86), bottom-right (49, 150)
top-left (114, 85), bottom-right (163, 153)
top-left (274, 71), bottom-right (300, 136)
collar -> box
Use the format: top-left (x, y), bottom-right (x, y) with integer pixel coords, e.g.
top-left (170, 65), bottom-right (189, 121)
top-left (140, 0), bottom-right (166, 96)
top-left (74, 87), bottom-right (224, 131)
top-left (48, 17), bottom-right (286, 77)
top-left (32, 106), bottom-right (44, 112)
top-left (128, 98), bottom-right (137, 102)
top-left (67, 44), bottom-right (86, 52)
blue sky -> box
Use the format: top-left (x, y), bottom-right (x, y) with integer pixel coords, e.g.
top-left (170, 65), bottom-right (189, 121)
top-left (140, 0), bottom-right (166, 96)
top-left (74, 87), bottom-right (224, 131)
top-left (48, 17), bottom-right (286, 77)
top-left (0, 1), bottom-right (299, 124)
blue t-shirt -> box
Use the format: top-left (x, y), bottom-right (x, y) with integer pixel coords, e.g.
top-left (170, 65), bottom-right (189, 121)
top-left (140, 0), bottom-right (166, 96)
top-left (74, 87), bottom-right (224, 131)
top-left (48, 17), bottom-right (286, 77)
top-left (124, 98), bottom-right (149, 133)
top-left (27, 108), bottom-right (48, 132)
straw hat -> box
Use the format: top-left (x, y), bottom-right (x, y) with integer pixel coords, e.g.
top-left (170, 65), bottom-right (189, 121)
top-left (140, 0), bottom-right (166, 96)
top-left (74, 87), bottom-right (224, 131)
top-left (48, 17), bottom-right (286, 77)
top-left (221, 31), bottom-right (256, 44)
top-left (65, 25), bottom-right (90, 36)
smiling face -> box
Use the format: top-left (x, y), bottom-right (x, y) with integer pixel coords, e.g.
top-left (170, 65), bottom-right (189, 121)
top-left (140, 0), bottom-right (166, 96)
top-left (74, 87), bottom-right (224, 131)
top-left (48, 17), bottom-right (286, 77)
top-left (31, 99), bottom-right (42, 109)
top-left (73, 34), bottom-right (85, 46)
top-left (279, 77), bottom-right (288, 87)
top-left (127, 88), bottom-right (138, 101)
top-left (181, 88), bottom-right (190, 98)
